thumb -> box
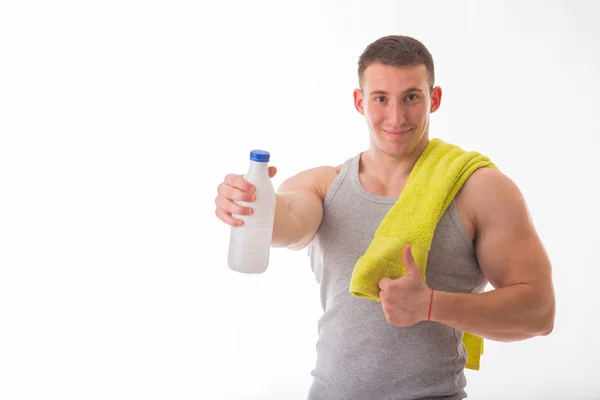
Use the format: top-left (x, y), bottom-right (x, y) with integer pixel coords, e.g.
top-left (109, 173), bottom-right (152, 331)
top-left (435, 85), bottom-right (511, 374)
top-left (268, 166), bottom-right (277, 179)
top-left (403, 245), bottom-right (421, 278)
top-left (378, 277), bottom-right (394, 291)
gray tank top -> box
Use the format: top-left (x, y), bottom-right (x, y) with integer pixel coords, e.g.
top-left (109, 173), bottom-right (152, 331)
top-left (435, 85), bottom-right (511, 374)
top-left (307, 153), bottom-right (488, 400)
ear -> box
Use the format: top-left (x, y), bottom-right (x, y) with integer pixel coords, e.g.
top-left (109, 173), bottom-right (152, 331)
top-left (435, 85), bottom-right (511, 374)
top-left (353, 88), bottom-right (365, 115)
top-left (430, 86), bottom-right (442, 113)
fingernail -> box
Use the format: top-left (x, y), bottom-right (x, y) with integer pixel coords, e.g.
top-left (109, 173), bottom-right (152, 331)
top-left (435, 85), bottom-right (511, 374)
top-left (249, 186), bottom-right (256, 193)
top-left (252, 194), bottom-right (256, 202)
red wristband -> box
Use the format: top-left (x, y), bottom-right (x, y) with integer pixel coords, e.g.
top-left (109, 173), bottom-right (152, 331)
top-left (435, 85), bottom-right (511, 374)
top-left (427, 289), bottom-right (434, 321)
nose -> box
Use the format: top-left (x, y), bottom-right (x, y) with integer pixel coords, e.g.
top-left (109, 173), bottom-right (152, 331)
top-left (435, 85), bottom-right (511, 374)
top-left (387, 103), bottom-right (406, 128)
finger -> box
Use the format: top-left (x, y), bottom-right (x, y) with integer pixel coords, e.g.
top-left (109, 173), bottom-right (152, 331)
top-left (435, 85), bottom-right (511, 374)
top-left (403, 245), bottom-right (420, 277)
top-left (268, 166), bottom-right (277, 179)
top-left (224, 173), bottom-right (255, 193)
top-left (215, 194), bottom-right (254, 215)
top-left (218, 182), bottom-right (256, 203)
top-left (378, 277), bottom-right (393, 291)
top-left (215, 207), bottom-right (245, 227)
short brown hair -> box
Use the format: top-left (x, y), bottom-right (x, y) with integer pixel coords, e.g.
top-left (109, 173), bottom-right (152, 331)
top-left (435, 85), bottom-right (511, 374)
top-left (358, 35), bottom-right (435, 90)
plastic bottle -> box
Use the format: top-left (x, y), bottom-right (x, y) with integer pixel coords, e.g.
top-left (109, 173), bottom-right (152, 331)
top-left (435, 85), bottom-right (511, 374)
top-left (228, 150), bottom-right (276, 274)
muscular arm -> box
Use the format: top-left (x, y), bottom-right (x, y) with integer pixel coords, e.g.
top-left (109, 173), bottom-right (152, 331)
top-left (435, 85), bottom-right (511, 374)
top-left (271, 166), bottom-right (338, 250)
top-left (430, 168), bottom-right (556, 342)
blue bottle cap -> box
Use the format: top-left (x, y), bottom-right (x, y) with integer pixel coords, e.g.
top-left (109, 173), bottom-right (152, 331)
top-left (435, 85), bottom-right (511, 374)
top-left (250, 150), bottom-right (270, 162)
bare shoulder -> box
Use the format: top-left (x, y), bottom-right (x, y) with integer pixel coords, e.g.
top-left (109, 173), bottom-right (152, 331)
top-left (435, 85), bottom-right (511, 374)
top-left (459, 167), bottom-right (532, 239)
top-left (463, 167), bottom-right (525, 209)
top-left (278, 165), bottom-right (341, 201)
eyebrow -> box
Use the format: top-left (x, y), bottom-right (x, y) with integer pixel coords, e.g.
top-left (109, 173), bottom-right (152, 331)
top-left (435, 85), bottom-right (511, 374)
top-left (369, 88), bottom-right (424, 96)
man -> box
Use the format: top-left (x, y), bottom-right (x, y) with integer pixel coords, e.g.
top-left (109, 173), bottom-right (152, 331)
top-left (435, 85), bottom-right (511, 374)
top-left (215, 35), bottom-right (555, 400)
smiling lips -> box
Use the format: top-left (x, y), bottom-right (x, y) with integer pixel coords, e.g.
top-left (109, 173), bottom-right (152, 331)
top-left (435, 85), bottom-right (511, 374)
top-left (383, 127), bottom-right (414, 135)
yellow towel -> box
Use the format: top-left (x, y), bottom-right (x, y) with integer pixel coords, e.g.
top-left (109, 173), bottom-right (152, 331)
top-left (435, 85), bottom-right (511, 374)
top-left (349, 138), bottom-right (497, 371)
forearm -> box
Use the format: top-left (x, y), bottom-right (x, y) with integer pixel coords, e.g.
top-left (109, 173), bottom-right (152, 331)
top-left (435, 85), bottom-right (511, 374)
top-left (271, 193), bottom-right (322, 250)
top-left (271, 194), bottom-right (303, 248)
top-left (430, 284), bottom-right (555, 342)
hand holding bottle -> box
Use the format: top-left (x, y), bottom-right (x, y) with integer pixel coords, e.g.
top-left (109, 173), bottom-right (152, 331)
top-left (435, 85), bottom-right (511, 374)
top-left (217, 150), bottom-right (277, 274)
top-left (215, 165), bottom-right (277, 227)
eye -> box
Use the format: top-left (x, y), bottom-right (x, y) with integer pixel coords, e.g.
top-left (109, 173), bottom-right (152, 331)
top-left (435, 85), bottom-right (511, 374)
top-left (405, 94), bottom-right (418, 102)
top-left (375, 96), bottom-right (387, 103)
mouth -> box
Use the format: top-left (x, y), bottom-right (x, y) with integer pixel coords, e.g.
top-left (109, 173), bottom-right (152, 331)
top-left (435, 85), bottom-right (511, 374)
top-left (382, 127), bottom-right (414, 136)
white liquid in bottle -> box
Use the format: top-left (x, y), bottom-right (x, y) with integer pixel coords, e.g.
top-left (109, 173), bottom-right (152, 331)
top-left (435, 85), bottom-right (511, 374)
top-left (227, 150), bottom-right (276, 274)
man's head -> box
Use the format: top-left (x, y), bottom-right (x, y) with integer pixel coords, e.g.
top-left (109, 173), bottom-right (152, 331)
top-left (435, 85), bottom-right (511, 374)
top-left (354, 35), bottom-right (442, 159)
top-left (358, 35), bottom-right (435, 90)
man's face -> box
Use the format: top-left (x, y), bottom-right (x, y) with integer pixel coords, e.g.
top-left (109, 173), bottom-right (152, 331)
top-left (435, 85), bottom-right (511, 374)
top-left (354, 63), bottom-right (441, 158)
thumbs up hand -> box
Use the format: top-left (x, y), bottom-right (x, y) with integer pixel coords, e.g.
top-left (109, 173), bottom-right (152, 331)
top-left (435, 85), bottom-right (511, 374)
top-left (378, 245), bottom-right (433, 327)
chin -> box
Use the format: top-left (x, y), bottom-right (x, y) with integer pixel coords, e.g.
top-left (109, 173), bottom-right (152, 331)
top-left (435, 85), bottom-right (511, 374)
top-left (382, 138), bottom-right (423, 158)
top-left (379, 144), bottom-right (410, 158)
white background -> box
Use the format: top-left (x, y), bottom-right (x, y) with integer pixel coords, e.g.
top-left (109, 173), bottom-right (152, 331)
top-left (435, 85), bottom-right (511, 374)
top-left (1, 1), bottom-right (599, 399)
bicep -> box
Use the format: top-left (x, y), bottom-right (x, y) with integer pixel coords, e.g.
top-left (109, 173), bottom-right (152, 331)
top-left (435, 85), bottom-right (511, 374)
top-left (472, 171), bottom-right (552, 291)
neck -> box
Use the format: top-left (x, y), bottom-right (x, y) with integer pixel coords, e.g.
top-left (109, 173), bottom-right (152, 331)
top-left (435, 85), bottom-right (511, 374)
top-left (363, 137), bottom-right (430, 182)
